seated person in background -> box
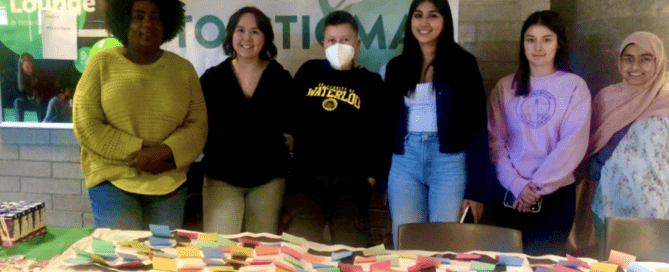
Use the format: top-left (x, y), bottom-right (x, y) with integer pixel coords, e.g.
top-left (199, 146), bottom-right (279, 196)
top-left (588, 31), bottom-right (669, 244)
top-left (43, 77), bottom-right (74, 123)
top-left (283, 11), bottom-right (386, 247)
top-left (13, 53), bottom-right (47, 122)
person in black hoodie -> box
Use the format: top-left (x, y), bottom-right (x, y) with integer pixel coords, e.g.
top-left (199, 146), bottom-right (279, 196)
top-left (199, 6), bottom-right (292, 234)
top-left (283, 11), bottom-right (385, 247)
top-left (384, 0), bottom-right (493, 248)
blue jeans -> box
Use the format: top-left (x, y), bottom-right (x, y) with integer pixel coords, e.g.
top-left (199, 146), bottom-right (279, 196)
top-left (388, 132), bottom-right (466, 248)
top-left (88, 181), bottom-right (188, 230)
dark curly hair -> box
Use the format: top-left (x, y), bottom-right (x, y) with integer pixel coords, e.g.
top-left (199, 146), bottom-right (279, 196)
top-left (223, 6), bottom-right (277, 60)
top-left (107, 0), bottom-right (185, 46)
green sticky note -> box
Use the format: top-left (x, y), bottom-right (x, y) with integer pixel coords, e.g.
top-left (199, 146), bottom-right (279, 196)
top-left (92, 239), bottom-right (115, 254)
top-left (316, 268), bottom-right (341, 272)
top-left (284, 254), bottom-right (304, 268)
top-left (363, 244), bottom-right (386, 256)
top-left (111, 235), bottom-right (133, 241)
top-left (219, 238), bottom-right (237, 247)
top-left (282, 232), bottom-right (304, 246)
top-left (471, 261), bottom-right (495, 271)
top-left (376, 255), bottom-right (399, 267)
top-left (198, 239), bottom-right (220, 249)
top-left (74, 248), bottom-right (92, 259)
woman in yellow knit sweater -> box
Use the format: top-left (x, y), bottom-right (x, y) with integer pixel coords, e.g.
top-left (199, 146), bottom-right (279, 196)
top-left (73, 0), bottom-right (207, 230)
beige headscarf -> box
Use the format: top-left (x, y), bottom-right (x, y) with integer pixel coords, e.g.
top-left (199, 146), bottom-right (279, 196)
top-left (587, 31), bottom-right (669, 157)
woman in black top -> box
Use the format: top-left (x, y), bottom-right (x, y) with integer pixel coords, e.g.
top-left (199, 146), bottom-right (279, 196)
top-left (199, 6), bottom-right (292, 234)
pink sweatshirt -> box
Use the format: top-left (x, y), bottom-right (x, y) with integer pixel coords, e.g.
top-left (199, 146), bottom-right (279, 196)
top-left (488, 71), bottom-right (591, 198)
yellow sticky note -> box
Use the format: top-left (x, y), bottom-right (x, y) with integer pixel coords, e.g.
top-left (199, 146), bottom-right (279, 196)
top-left (153, 256), bottom-right (177, 272)
top-left (118, 241), bottom-right (135, 247)
top-left (656, 268), bottom-right (669, 272)
top-left (210, 266), bottom-right (236, 272)
top-left (399, 254), bottom-right (415, 260)
top-left (608, 250), bottom-right (636, 269)
top-left (198, 232), bottom-right (220, 242)
top-left (591, 262), bottom-right (618, 272)
top-left (132, 243), bottom-right (152, 255)
top-left (230, 245), bottom-right (254, 257)
top-left (91, 254), bottom-right (106, 265)
top-left (177, 246), bottom-right (202, 258)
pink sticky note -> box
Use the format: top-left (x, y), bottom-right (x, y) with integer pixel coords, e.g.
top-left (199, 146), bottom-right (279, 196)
top-left (256, 246), bottom-right (280, 256)
top-left (281, 246), bottom-right (304, 260)
top-left (567, 254), bottom-right (590, 269)
top-left (555, 265), bottom-right (581, 272)
top-left (339, 263), bottom-right (364, 272)
top-left (455, 253), bottom-right (481, 260)
top-left (238, 238), bottom-right (262, 246)
top-left (370, 260), bottom-right (392, 271)
top-left (417, 255), bottom-right (441, 268)
top-left (303, 253), bottom-right (327, 264)
top-left (177, 230), bottom-right (199, 240)
top-left (608, 250), bottom-right (637, 269)
top-left (355, 256), bottom-right (376, 264)
top-left (250, 259), bottom-right (273, 265)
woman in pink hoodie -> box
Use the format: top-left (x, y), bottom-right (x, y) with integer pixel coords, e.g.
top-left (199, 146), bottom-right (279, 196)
top-left (487, 10), bottom-right (591, 255)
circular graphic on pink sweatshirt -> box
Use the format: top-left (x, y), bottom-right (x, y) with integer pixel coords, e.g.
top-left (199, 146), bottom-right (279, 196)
top-left (516, 89), bottom-right (556, 129)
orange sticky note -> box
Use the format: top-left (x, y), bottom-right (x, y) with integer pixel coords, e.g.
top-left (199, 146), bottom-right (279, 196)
top-left (416, 255), bottom-right (440, 268)
top-left (256, 246), bottom-right (280, 256)
top-left (355, 256), bottom-right (376, 264)
top-left (591, 263), bottom-right (618, 272)
top-left (274, 260), bottom-right (297, 272)
top-left (177, 246), bottom-right (202, 259)
top-left (303, 253), bottom-right (327, 264)
top-left (198, 233), bottom-right (219, 242)
top-left (153, 256), bottom-right (178, 272)
top-left (230, 246), bottom-right (254, 257)
top-left (656, 268), bottom-right (669, 272)
top-left (608, 250), bottom-right (636, 269)
top-left (370, 260), bottom-right (392, 271)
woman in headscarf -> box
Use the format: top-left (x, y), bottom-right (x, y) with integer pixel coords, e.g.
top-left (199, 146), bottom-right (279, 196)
top-left (589, 31), bottom-right (669, 242)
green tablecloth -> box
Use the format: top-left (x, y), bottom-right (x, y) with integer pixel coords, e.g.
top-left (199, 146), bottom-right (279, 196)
top-left (0, 227), bottom-right (94, 261)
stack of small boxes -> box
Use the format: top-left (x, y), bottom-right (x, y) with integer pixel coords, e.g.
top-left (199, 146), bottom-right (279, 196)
top-left (0, 201), bottom-right (47, 248)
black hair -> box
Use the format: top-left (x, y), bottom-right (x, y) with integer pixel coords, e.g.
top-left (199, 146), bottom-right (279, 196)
top-left (399, 0), bottom-right (461, 95)
top-left (17, 52), bottom-right (35, 92)
top-left (324, 10), bottom-right (359, 34)
top-left (513, 10), bottom-right (569, 96)
top-left (222, 6), bottom-right (278, 60)
top-left (107, 0), bottom-right (185, 46)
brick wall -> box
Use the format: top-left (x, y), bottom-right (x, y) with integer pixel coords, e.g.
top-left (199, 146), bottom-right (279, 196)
top-left (0, 125), bottom-right (93, 228)
top-left (459, 0), bottom-right (550, 95)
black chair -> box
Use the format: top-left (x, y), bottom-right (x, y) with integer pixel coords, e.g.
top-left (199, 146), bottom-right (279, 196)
top-left (605, 216), bottom-right (669, 262)
top-left (397, 222), bottom-right (522, 252)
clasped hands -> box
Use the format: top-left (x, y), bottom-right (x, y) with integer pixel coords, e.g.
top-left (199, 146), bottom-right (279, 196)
top-left (127, 142), bottom-right (176, 174)
top-left (513, 183), bottom-right (541, 213)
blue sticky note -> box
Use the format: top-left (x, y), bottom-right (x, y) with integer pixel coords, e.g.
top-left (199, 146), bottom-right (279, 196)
top-left (117, 253), bottom-right (141, 261)
top-left (263, 242), bottom-right (282, 247)
top-left (149, 236), bottom-right (172, 246)
top-left (331, 251), bottom-right (352, 261)
top-left (313, 264), bottom-right (337, 269)
top-left (149, 224), bottom-right (172, 238)
top-left (99, 253), bottom-right (119, 261)
top-left (497, 255), bottom-right (524, 267)
top-left (433, 257), bottom-right (451, 264)
top-left (153, 251), bottom-right (177, 259)
top-left (202, 247), bottom-right (225, 259)
top-left (628, 262), bottom-right (654, 272)
top-left (557, 261), bottom-right (582, 269)
top-left (204, 258), bottom-right (227, 266)
top-left (536, 268), bottom-right (560, 272)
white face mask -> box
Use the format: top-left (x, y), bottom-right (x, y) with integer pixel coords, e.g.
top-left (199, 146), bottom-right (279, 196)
top-left (325, 43), bottom-right (355, 70)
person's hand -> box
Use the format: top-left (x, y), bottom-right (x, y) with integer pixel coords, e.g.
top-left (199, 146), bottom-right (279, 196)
top-left (460, 199), bottom-right (484, 223)
top-left (127, 144), bottom-right (175, 174)
top-left (513, 183), bottom-right (541, 213)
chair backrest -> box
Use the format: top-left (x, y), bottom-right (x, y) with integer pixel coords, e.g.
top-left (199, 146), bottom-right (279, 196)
top-left (397, 222), bottom-right (522, 252)
top-left (605, 217), bottom-right (669, 262)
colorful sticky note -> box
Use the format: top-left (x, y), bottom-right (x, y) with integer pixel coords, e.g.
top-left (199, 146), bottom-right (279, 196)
top-left (210, 266), bottom-right (236, 272)
top-left (198, 233), bottom-right (219, 242)
top-left (117, 252), bottom-right (141, 261)
top-left (282, 232), bottom-right (304, 246)
top-left (339, 263), bottom-right (364, 272)
top-left (628, 262), bottom-right (654, 272)
top-left (230, 246), bottom-right (254, 257)
top-left (313, 264), bottom-right (337, 269)
top-left (177, 230), bottom-right (199, 240)
top-left (118, 240), bottom-right (137, 247)
top-left (331, 251), bottom-right (352, 261)
top-left (363, 244), bottom-right (386, 256)
top-left (590, 263), bottom-right (619, 272)
top-left (275, 260), bottom-right (298, 272)
top-left (497, 255), bottom-right (524, 267)
top-left (536, 268), bottom-right (560, 272)
top-left (355, 256), bottom-right (376, 264)
top-left (316, 268), bottom-right (341, 272)
top-left (433, 257), bottom-right (451, 265)
top-left (557, 261), bottom-right (582, 269)
top-left (154, 251), bottom-right (178, 259)
top-left (132, 243), bottom-right (153, 255)
top-left (117, 261), bottom-right (147, 268)
top-left (219, 238), bottom-right (238, 247)
top-left (150, 236), bottom-right (173, 246)
top-left (281, 246), bottom-right (304, 260)
top-left (608, 250), bottom-right (637, 269)
top-left (416, 255), bottom-right (440, 268)
top-left (64, 257), bottom-right (93, 266)
top-left (285, 254), bottom-right (305, 268)
top-left (153, 256), bottom-right (178, 272)
top-left (566, 254), bottom-right (590, 269)
top-left (399, 254), bottom-right (415, 260)
top-left (111, 235), bottom-right (133, 241)
top-left (256, 246), bottom-right (280, 256)
top-left (455, 253), bottom-right (481, 260)
top-left (92, 239), bottom-right (115, 254)
top-left (90, 254), bottom-right (107, 265)
top-left (303, 253), bottom-right (327, 264)
top-left (198, 240), bottom-right (220, 249)
top-left (74, 248), bottom-right (92, 259)
top-left (250, 259), bottom-right (273, 265)
top-left (150, 224), bottom-right (172, 238)
top-left (203, 247), bottom-right (225, 259)
top-left (238, 238), bottom-right (262, 246)
top-left (177, 246), bottom-right (203, 259)
top-left (370, 260), bottom-right (392, 271)
top-left (656, 268), bottom-right (669, 272)
top-left (204, 258), bottom-right (227, 266)
top-left (555, 265), bottom-right (581, 272)
top-left (376, 255), bottom-right (400, 267)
